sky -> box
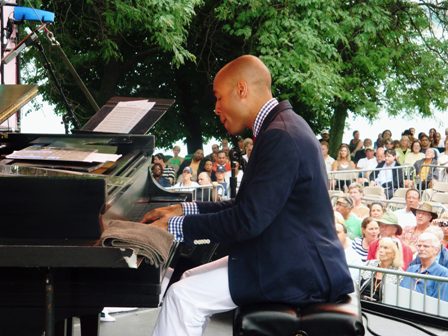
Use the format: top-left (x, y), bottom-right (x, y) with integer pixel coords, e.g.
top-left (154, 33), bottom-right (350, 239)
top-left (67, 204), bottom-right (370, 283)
top-left (19, 96), bottom-right (447, 156)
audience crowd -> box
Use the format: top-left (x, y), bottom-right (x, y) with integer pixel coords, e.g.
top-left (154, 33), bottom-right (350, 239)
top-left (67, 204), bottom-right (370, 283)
top-left (151, 126), bottom-right (448, 304)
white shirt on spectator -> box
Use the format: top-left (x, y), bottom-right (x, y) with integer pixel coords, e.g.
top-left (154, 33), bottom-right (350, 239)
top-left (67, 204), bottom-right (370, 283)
top-left (394, 208), bottom-right (417, 229)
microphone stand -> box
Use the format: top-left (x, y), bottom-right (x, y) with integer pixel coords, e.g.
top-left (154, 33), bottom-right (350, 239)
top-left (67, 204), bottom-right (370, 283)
top-left (31, 32), bottom-right (80, 132)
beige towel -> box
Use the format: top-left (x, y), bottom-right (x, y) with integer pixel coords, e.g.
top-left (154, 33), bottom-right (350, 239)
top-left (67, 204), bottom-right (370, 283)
top-left (100, 220), bottom-right (174, 267)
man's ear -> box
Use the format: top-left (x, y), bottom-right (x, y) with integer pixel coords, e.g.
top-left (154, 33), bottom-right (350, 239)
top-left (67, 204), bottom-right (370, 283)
top-left (236, 80), bottom-right (248, 98)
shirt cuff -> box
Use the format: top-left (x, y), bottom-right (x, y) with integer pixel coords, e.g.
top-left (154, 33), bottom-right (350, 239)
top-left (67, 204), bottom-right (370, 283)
top-left (168, 216), bottom-right (185, 242)
top-left (181, 202), bottom-right (199, 215)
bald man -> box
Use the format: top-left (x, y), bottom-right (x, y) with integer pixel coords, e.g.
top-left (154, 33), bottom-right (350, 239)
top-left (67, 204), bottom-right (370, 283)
top-left (143, 55), bottom-right (353, 336)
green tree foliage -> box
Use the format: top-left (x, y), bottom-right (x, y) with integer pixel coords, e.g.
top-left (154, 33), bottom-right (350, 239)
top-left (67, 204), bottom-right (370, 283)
top-left (21, 1), bottom-right (448, 155)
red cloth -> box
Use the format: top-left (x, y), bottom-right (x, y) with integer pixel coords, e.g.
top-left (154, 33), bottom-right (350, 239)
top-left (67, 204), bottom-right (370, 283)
top-left (367, 238), bottom-right (413, 270)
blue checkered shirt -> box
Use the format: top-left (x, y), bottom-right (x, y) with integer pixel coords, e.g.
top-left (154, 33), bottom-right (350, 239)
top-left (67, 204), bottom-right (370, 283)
top-left (168, 202), bottom-right (199, 241)
top-left (253, 98), bottom-right (278, 138)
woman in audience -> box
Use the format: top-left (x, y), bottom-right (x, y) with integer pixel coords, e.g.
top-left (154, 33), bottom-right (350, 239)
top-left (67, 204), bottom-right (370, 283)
top-left (404, 140), bottom-right (425, 166)
top-left (331, 144), bottom-right (356, 191)
top-left (352, 217), bottom-right (380, 262)
top-left (360, 237), bottom-right (403, 302)
top-left (369, 202), bottom-right (385, 220)
top-left (413, 148), bottom-right (439, 190)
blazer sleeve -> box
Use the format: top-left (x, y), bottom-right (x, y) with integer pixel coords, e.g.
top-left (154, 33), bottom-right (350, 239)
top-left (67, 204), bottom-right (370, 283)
top-left (182, 128), bottom-right (301, 244)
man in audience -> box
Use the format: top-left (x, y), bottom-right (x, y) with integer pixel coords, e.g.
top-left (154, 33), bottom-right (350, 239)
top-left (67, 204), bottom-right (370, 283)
top-left (393, 188), bottom-right (419, 229)
top-left (402, 203), bottom-right (438, 254)
top-left (375, 147), bottom-right (385, 165)
top-left (348, 183), bottom-right (369, 219)
top-left (206, 144), bottom-right (220, 162)
top-left (356, 146), bottom-right (377, 183)
top-left (367, 211), bottom-right (413, 270)
top-left (153, 153), bottom-right (176, 185)
top-left (213, 150), bottom-right (231, 172)
top-left (410, 226), bottom-right (448, 268)
top-left (334, 195), bottom-right (362, 240)
top-left (177, 149), bottom-right (205, 182)
top-left (354, 138), bottom-right (373, 163)
top-left (370, 149), bottom-right (404, 199)
top-left (400, 232), bottom-right (448, 301)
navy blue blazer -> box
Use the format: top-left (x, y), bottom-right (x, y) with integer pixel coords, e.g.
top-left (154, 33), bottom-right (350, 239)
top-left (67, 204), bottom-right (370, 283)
top-left (182, 101), bottom-right (354, 306)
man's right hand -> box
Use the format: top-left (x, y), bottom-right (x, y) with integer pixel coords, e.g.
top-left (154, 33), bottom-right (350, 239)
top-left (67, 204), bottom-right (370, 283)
top-left (140, 204), bottom-right (183, 223)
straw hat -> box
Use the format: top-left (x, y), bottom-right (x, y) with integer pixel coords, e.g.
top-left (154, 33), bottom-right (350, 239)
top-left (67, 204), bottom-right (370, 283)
top-left (410, 202), bottom-right (438, 221)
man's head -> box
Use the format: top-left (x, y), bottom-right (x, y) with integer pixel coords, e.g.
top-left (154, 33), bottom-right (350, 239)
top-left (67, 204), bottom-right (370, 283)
top-left (213, 55), bottom-right (273, 135)
top-left (363, 138), bottom-right (372, 148)
top-left (365, 147), bottom-right (375, 159)
top-left (193, 149), bottom-right (204, 162)
top-left (420, 134), bottom-right (430, 149)
top-left (215, 165), bottom-right (226, 182)
top-left (412, 203), bottom-right (438, 228)
top-left (320, 141), bottom-right (329, 157)
top-left (416, 232), bottom-right (441, 263)
top-left (198, 172), bottom-right (211, 185)
top-left (376, 147), bottom-right (385, 163)
top-left (217, 150), bottom-right (228, 166)
top-left (353, 130), bottom-right (360, 140)
top-left (405, 188), bottom-right (420, 211)
top-left (211, 144), bottom-right (219, 154)
top-left (384, 149), bottom-right (396, 166)
top-left (321, 129), bottom-right (330, 141)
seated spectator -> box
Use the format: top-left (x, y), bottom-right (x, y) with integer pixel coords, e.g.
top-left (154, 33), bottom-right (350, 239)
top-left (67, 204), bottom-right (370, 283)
top-left (348, 183), bottom-right (370, 219)
top-left (352, 217), bottom-right (380, 263)
top-left (335, 221), bottom-right (362, 283)
top-left (212, 150), bottom-right (231, 173)
top-left (414, 148), bottom-right (439, 190)
top-left (349, 130), bottom-right (362, 160)
top-left (369, 202), bottom-right (385, 220)
top-left (404, 140), bottom-right (425, 166)
top-left (151, 163), bottom-right (171, 188)
top-left (173, 166), bottom-right (199, 190)
top-left (360, 237), bottom-right (403, 302)
top-left (167, 145), bottom-right (184, 174)
top-left (393, 188), bottom-right (419, 229)
top-left (200, 159), bottom-right (214, 181)
top-left (196, 172), bottom-right (215, 202)
top-left (356, 146), bottom-right (377, 184)
top-left (177, 149), bottom-right (205, 182)
top-left (153, 153), bottom-right (176, 185)
top-left (370, 149), bottom-right (404, 199)
top-left (320, 141), bottom-right (334, 174)
top-left (400, 232), bottom-right (448, 301)
top-left (367, 211), bottom-right (413, 270)
top-left (354, 138), bottom-right (373, 164)
top-left (410, 226), bottom-right (448, 268)
top-left (331, 144), bottom-right (356, 191)
top-left (334, 195), bottom-right (362, 239)
top-left (402, 202), bottom-right (438, 254)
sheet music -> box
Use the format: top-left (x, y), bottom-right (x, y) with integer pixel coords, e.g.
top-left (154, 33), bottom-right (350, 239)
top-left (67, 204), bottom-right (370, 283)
top-left (93, 100), bottom-right (155, 133)
top-left (6, 147), bottom-right (121, 163)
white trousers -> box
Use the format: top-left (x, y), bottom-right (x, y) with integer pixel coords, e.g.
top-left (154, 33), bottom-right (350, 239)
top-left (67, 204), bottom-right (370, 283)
top-left (152, 256), bottom-right (237, 336)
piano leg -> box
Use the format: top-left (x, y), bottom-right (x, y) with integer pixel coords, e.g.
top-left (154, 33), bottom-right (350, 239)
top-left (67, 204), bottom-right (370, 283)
top-left (79, 312), bottom-right (100, 336)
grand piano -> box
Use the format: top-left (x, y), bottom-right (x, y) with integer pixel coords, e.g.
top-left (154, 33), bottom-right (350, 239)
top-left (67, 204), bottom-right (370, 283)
top-left (0, 95), bottom-right (192, 335)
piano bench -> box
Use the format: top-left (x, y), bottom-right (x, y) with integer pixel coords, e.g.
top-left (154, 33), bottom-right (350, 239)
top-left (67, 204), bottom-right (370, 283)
top-left (232, 292), bottom-right (365, 336)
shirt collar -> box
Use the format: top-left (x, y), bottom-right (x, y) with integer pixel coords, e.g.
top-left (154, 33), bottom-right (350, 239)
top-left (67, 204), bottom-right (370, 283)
top-left (253, 98), bottom-right (279, 138)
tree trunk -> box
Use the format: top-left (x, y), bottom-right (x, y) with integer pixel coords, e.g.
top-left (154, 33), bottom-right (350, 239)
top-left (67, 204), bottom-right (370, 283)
top-left (175, 70), bottom-right (203, 154)
top-left (329, 100), bottom-right (348, 158)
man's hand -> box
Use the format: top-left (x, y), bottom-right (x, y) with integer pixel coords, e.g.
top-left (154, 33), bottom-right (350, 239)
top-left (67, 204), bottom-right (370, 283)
top-left (140, 204), bottom-right (183, 226)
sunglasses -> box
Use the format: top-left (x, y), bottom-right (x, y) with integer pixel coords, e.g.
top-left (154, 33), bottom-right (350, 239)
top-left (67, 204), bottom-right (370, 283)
top-left (437, 221), bottom-right (448, 228)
